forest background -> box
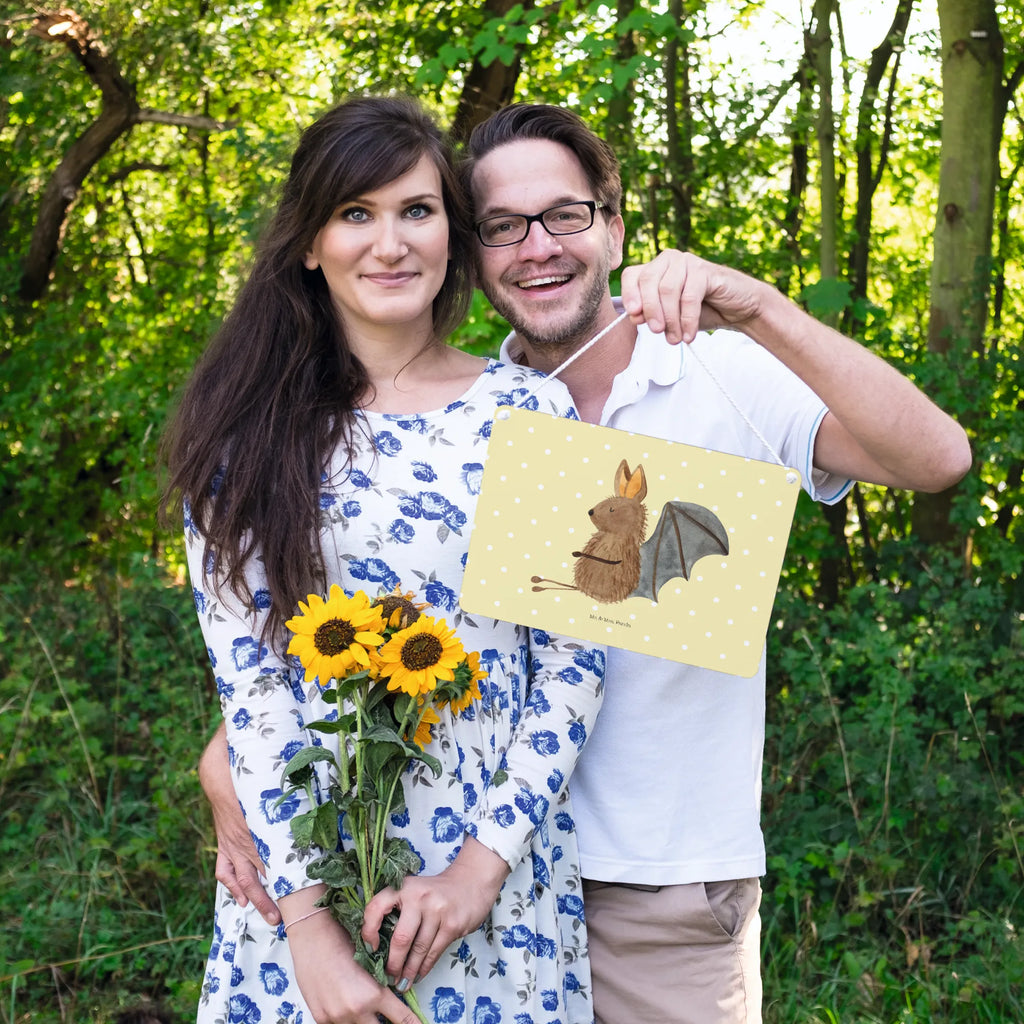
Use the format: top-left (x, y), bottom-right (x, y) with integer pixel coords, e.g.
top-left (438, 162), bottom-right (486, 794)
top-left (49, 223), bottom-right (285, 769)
top-left (1, 0), bottom-right (1021, 1021)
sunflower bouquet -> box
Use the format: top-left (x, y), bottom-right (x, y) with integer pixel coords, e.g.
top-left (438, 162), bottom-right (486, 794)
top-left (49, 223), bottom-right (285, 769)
top-left (279, 583), bottom-right (485, 1021)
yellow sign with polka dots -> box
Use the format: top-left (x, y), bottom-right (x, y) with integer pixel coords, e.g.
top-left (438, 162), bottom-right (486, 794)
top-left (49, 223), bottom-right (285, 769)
top-left (461, 407), bottom-right (801, 677)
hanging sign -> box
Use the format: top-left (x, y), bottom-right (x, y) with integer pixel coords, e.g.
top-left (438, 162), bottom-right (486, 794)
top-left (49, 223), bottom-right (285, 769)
top-left (461, 408), bottom-right (802, 677)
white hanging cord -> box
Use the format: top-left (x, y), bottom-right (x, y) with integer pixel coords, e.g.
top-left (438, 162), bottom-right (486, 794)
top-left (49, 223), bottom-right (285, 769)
top-left (510, 310), bottom-right (795, 480)
top-left (683, 344), bottom-right (788, 469)
top-left (522, 310), bottom-right (630, 397)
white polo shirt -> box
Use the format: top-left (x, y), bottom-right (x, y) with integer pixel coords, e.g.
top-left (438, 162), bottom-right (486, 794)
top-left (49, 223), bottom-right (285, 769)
top-left (500, 312), bottom-right (851, 884)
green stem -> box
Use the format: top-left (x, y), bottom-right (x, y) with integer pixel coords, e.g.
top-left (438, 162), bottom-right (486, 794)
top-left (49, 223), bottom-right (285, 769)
top-left (401, 984), bottom-right (430, 1024)
top-left (370, 698), bottom-right (428, 878)
top-left (352, 689), bottom-right (374, 903)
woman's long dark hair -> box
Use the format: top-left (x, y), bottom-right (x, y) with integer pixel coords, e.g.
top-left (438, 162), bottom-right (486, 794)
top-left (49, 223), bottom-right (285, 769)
top-left (161, 96), bottom-right (474, 647)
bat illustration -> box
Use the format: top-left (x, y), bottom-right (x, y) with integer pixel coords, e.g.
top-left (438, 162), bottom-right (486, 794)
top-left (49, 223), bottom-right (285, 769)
top-left (531, 459), bottom-right (729, 604)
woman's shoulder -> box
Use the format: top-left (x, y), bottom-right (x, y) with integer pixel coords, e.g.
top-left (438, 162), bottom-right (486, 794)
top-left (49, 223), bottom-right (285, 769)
top-left (482, 358), bottom-right (576, 414)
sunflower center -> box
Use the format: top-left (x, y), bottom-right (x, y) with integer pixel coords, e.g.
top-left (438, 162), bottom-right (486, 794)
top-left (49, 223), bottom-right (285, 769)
top-left (314, 618), bottom-right (357, 655)
top-left (377, 595), bottom-right (422, 629)
top-left (400, 634), bottom-right (444, 670)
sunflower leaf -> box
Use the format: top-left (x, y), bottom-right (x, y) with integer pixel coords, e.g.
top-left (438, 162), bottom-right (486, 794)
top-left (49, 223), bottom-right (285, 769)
top-left (411, 749), bottom-right (442, 778)
top-left (337, 670), bottom-right (372, 702)
top-left (308, 849), bottom-right (361, 889)
top-left (311, 801), bottom-right (341, 849)
top-left (304, 717), bottom-right (350, 734)
top-left (378, 838), bottom-right (422, 890)
top-left (363, 681), bottom-right (395, 714)
top-left (353, 938), bottom-right (387, 984)
top-left (362, 722), bottom-right (406, 746)
top-left (281, 745), bottom-right (337, 786)
top-left (288, 808), bottom-right (318, 849)
top-left (363, 746), bottom-right (407, 786)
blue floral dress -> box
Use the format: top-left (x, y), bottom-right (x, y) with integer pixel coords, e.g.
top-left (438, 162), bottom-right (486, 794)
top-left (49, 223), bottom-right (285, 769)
top-left (188, 360), bottom-right (605, 1024)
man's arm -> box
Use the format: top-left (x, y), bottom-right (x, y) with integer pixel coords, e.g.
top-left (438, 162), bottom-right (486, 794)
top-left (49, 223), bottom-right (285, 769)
top-left (621, 251), bottom-right (972, 492)
top-left (198, 721), bottom-right (282, 925)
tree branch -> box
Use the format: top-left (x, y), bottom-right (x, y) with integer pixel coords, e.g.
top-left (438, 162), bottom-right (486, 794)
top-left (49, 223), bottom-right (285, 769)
top-left (19, 9), bottom-right (138, 300)
top-left (18, 9), bottom-right (237, 302)
top-left (136, 109), bottom-right (236, 131)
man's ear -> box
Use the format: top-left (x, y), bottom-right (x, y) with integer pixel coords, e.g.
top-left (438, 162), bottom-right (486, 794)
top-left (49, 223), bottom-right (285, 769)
top-left (607, 212), bottom-right (625, 271)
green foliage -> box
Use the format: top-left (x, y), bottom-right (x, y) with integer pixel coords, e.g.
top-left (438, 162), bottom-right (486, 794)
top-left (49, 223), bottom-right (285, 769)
top-left (1, 0), bottom-right (1022, 1020)
top-left (761, 540), bottom-right (1024, 1023)
top-left (0, 551), bottom-right (215, 1022)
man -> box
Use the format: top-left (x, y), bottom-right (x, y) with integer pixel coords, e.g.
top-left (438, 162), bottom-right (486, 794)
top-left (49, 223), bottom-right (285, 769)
top-left (201, 104), bottom-right (970, 1023)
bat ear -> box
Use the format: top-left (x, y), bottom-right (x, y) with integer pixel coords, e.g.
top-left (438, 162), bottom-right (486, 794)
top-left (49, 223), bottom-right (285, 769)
top-left (624, 464), bottom-right (647, 502)
top-left (614, 460), bottom-right (632, 497)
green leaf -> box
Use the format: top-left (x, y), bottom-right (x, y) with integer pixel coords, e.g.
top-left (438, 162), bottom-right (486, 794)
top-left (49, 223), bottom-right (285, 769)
top-left (353, 938), bottom-right (388, 984)
top-left (367, 743), bottom-right (409, 780)
top-left (288, 808), bottom-right (318, 849)
top-left (439, 42), bottom-right (471, 66)
top-left (303, 717), bottom-right (351, 734)
top-left (308, 848), bottom-right (362, 889)
top-left (800, 278), bottom-right (853, 320)
top-left (411, 748), bottom-right (443, 778)
top-left (378, 837), bottom-right (422, 891)
top-left (281, 745), bottom-right (337, 787)
top-left (311, 801), bottom-right (341, 849)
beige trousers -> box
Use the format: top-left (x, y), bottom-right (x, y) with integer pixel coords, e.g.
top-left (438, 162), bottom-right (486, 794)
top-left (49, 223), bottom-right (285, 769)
top-left (582, 878), bottom-right (762, 1024)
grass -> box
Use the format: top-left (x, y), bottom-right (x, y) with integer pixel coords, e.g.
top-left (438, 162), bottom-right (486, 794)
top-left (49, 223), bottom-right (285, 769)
top-left (1, 543), bottom-right (1021, 1023)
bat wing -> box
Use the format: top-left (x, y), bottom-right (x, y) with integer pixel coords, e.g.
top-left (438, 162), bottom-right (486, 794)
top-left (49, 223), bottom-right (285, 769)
top-left (630, 501), bottom-right (730, 602)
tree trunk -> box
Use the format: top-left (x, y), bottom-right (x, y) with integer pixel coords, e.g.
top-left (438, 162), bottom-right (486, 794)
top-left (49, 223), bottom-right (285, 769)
top-left (807, 0), bottom-right (838, 286)
top-left (664, 0), bottom-right (693, 249)
top-left (17, 9), bottom-right (232, 302)
top-left (912, 0), bottom-right (1003, 544)
top-left (450, 0), bottom-right (535, 144)
top-left (848, 0), bottom-right (913, 316)
top-left (606, 0), bottom-right (637, 162)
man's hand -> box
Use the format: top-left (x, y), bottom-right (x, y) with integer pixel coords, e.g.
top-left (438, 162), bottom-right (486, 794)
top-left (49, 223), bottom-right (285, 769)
top-left (620, 249), bottom-right (971, 492)
top-left (199, 722), bottom-right (282, 926)
top-left (620, 249), bottom-right (764, 344)
top-left (360, 836), bottom-right (510, 991)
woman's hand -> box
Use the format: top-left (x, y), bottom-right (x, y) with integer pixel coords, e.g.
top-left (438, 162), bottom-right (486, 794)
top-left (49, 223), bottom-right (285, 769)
top-left (281, 891), bottom-right (421, 1024)
top-left (360, 837), bottom-right (511, 992)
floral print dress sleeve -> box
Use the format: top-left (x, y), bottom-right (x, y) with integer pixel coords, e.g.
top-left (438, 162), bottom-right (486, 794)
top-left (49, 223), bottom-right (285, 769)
top-left (184, 503), bottom-right (320, 896)
top-left (466, 631), bottom-right (605, 872)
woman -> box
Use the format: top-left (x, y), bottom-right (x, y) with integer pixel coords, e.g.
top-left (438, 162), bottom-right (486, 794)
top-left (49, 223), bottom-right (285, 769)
top-left (162, 96), bottom-right (605, 1024)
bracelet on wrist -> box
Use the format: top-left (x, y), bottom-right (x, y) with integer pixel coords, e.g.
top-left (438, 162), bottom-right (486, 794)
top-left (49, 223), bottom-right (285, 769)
top-left (283, 906), bottom-right (329, 932)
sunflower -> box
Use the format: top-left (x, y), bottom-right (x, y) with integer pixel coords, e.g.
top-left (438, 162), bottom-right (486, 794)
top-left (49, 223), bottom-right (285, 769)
top-left (448, 650), bottom-right (486, 715)
top-left (373, 585), bottom-right (428, 630)
top-left (376, 615), bottom-right (466, 697)
top-left (285, 585), bottom-right (386, 683)
top-left (407, 703), bottom-right (441, 749)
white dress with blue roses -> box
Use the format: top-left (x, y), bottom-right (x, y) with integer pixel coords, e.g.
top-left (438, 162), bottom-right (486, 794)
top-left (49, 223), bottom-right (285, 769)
top-left (189, 360), bottom-right (605, 1024)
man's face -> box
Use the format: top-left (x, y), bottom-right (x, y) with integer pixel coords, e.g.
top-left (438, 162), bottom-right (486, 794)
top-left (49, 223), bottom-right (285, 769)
top-left (470, 138), bottom-right (625, 353)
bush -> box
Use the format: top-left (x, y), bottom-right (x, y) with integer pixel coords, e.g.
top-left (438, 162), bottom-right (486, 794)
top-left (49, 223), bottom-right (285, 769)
top-left (761, 537), bottom-right (1024, 1023)
top-left (0, 552), bottom-right (217, 1022)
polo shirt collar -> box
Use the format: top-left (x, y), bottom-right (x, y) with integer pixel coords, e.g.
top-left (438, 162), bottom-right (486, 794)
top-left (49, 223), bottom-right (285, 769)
top-left (598, 298), bottom-right (687, 421)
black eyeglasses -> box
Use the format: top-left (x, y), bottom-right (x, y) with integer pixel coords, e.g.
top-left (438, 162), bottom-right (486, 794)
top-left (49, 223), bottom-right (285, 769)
top-left (474, 200), bottom-right (607, 247)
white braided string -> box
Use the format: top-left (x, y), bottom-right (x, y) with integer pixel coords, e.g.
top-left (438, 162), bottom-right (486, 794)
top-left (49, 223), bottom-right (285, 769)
top-left (522, 311), bottom-right (631, 397)
top-left (509, 313), bottom-right (791, 474)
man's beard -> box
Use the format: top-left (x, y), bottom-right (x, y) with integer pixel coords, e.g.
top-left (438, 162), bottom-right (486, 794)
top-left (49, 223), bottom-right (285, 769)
top-left (482, 261), bottom-right (611, 356)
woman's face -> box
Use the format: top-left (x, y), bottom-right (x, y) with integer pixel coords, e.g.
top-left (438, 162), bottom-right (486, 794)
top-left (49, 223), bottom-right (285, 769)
top-left (304, 154), bottom-right (451, 340)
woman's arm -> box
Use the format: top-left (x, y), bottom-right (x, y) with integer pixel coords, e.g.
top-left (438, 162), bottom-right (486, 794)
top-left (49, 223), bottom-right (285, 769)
top-left (364, 630), bottom-right (606, 989)
top-left (279, 886), bottom-right (423, 1024)
top-left (185, 517), bottom-right (326, 895)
